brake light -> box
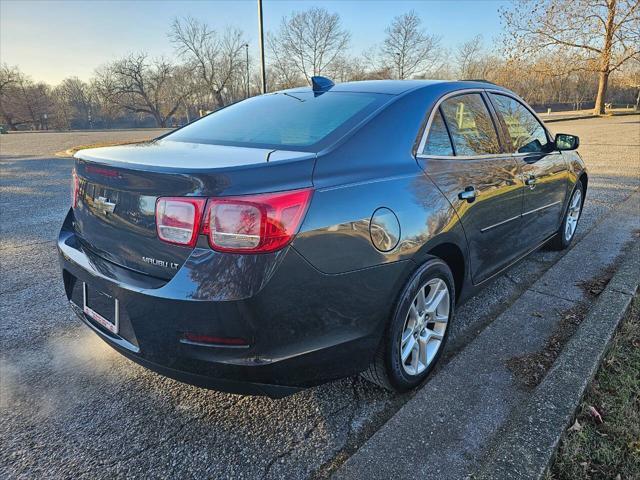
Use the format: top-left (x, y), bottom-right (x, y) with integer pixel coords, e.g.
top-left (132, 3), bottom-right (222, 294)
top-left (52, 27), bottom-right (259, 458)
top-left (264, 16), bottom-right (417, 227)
top-left (155, 197), bottom-right (206, 247)
top-left (203, 188), bottom-right (313, 253)
top-left (71, 169), bottom-right (79, 208)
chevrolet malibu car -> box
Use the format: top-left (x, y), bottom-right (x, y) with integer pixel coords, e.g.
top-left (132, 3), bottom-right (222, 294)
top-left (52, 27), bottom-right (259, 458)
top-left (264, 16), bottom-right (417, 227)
top-left (58, 78), bottom-right (587, 397)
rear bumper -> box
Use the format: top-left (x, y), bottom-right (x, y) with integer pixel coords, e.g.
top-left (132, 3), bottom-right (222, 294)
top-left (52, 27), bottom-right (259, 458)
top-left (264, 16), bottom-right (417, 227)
top-left (58, 209), bottom-right (410, 397)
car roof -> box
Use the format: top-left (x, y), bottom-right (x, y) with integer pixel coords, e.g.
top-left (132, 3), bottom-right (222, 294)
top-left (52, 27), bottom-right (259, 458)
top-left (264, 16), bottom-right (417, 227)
top-left (280, 79), bottom-right (512, 96)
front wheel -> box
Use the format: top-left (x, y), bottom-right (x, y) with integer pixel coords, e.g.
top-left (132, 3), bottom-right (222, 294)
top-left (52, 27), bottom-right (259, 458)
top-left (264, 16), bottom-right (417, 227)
top-left (548, 182), bottom-right (584, 250)
top-left (361, 258), bottom-right (455, 392)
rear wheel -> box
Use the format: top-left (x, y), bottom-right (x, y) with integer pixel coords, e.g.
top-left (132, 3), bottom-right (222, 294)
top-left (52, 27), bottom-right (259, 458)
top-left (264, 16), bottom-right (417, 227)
top-left (548, 182), bottom-right (584, 250)
top-left (361, 258), bottom-right (455, 392)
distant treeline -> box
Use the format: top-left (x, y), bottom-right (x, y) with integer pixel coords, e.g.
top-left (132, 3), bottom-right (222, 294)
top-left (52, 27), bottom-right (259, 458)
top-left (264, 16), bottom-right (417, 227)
top-left (1, 2), bottom-right (638, 131)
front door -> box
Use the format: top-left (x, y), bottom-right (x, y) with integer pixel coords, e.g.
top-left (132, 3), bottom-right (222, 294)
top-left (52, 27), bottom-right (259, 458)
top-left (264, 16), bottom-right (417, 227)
top-left (488, 93), bottom-right (568, 247)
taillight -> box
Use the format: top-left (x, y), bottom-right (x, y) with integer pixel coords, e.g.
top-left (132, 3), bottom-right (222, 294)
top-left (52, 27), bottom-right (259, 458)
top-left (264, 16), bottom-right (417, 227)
top-left (203, 188), bottom-right (313, 253)
top-left (155, 197), bottom-right (206, 247)
top-left (71, 169), bottom-right (79, 208)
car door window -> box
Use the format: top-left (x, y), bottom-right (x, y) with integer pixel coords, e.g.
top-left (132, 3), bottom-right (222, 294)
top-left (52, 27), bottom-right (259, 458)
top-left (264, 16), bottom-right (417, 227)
top-left (440, 93), bottom-right (501, 156)
top-left (422, 108), bottom-right (454, 156)
top-left (490, 94), bottom-right (550, 153)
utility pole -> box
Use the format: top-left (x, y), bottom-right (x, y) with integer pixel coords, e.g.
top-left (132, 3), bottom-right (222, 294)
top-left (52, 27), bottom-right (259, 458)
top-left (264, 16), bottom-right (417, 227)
top-left (244, 43), bottom-right (250, 99)
top-left (257, 0), bottom-right (266, 94)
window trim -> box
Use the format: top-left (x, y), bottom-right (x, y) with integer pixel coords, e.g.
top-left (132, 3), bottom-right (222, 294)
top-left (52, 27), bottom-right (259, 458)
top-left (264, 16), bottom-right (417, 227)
top-left (416, 88), bottom-right (554, 160)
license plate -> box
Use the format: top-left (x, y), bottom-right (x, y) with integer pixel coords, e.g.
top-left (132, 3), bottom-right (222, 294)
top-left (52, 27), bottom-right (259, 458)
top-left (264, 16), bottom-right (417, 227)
top-left (83, 283), bottom-right (119, 334)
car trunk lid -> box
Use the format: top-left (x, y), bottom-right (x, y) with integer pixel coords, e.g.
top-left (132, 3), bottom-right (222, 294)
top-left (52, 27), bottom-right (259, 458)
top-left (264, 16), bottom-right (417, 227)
top-left (73, 140), bottom-right (315, 280)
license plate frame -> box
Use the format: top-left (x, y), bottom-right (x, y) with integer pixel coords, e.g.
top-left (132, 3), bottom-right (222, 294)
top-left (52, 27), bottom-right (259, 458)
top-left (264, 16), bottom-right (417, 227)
top-left (82, 283), bottom-right (119, 334)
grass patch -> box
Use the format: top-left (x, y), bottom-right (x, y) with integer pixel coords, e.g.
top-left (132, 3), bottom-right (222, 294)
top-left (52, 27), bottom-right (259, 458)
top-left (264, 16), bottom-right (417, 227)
top-left (547, 294), bottom-right (640, 480)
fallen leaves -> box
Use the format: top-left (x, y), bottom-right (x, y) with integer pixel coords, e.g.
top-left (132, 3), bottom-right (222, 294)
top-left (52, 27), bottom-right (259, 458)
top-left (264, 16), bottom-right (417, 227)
top-left (577, 266), bottom-right (617, 297)
top-left (589, 405), bottom-right (604, 424)
top-left (568, 419), bottom-right (582, 433)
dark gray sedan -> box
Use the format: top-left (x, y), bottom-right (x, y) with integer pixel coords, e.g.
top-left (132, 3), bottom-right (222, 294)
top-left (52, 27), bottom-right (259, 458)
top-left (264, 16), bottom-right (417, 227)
top-left (58, 78), bottom-right (587, 397)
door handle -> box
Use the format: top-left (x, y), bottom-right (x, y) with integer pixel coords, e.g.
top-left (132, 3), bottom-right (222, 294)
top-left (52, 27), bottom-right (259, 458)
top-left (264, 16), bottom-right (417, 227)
top-left (458, 186), bottom-right (477, 203)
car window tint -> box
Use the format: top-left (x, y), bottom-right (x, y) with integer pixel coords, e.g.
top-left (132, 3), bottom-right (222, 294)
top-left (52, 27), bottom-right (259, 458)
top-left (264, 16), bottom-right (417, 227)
top-left (440, 94), bottom-right (501, 156)
top-left (422, 108), bottom-right (454, 156)
top-left (166, 91), bottom-right (384, 151)
top-left (490, 94), bottom-right (549, 153)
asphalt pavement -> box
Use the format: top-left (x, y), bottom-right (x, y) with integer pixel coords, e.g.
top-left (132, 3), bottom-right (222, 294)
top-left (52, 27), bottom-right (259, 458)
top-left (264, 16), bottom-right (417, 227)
top-left (1, 116), bottom-right (638, 479)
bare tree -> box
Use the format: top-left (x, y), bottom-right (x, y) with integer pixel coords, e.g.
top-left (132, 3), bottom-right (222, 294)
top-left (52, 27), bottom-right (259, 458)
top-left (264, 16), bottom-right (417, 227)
top-left (615, 58), bottom-right (640, 108)
top-left (380, 10), bottom-right (442, 79)
top-left (0, 64), bottom-right (22, 130)
top-left (501, 0), bottom-right (640, 114)
top-left (170, 17), bottom-right (246, 109)
top-left (270, 7), bottom-right (351, 84)
top-left (56, 77), bottom-right (95, 128)
top-left (95, 53), bottom-right (186, 127)
top-left (329, 55), bottom-right (371, 82)
top-left (0, 64), bottom-right (20, 97)
top-left (89, 78), bottom-right (121, 128)
top-left (456, 35), bottom-right (495, 80)
top-left (0, 65), bottom-right (53, 130)
top-left (266, 32), bottom-right (304, 89)
top-left (567, 69), bottom-right (597, 109)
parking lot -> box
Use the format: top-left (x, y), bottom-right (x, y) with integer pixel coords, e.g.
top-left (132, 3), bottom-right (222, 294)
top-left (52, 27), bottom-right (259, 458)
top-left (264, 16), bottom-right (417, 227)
top-left (1, 115), bottom-right (639, 479)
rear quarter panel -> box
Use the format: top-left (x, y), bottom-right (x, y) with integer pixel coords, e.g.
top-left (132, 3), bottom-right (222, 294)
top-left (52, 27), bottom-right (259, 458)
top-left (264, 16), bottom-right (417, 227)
top-left (292, 86), bottom-right (469, 276)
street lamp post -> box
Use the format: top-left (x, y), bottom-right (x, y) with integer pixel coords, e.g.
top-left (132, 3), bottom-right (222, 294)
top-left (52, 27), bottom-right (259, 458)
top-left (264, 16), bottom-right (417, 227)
top-left (257, 0), bottom-right (267, 94)
top-left (244, 43), bottom-right (250, 99)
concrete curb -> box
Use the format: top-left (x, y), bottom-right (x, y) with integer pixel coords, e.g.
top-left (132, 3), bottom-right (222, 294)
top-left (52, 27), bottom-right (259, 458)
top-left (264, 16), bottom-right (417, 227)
top-left (542, 111), bottom-right (639, 123)
top-left (474, 241), bottom-right (639, 479)
top-left (3, 127), bottom-right (171, 134)
top-left (333, 193), bottom-right (639, 480)
top-left (54, 141), bottom-right (149, 158)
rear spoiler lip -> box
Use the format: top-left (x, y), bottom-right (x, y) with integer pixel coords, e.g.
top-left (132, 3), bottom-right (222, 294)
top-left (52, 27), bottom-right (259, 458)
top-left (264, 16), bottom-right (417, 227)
top-left (73, 142), bottom-right (316, 174)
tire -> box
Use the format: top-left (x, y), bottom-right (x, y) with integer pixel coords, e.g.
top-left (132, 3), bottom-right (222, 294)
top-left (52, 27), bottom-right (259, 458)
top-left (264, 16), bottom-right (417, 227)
top-left (548, 182), bottom-right (584, 251)
top-left (361, 258), bottom-right (455, 392)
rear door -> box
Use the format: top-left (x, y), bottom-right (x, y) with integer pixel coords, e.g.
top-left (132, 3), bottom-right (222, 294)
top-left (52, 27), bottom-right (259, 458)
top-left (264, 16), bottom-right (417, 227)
top-left (417, 92), bottom-right (525, 284)
top-left (488, 93), bottom-right (568, 248)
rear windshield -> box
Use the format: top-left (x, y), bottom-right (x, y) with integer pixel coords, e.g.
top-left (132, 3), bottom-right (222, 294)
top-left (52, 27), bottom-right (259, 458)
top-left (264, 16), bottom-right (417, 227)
top-left (165, 91), bottom-right (386, 151)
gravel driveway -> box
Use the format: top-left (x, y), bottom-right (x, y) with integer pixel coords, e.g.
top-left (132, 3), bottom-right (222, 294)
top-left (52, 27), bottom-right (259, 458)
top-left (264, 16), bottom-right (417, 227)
top-left (1, 115), bottom-right (638, 479)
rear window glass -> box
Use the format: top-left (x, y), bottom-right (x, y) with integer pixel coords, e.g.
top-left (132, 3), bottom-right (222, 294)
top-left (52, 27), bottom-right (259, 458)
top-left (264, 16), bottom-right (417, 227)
top-left (166, 91), bottom-right (385, 151)
top-left (422, 108), bottom-right (454, 156)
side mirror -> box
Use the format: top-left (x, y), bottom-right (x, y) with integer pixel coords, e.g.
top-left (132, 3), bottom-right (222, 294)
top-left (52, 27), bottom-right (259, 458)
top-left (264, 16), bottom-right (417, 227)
top-left (555, 133), bottom-right (580, 151)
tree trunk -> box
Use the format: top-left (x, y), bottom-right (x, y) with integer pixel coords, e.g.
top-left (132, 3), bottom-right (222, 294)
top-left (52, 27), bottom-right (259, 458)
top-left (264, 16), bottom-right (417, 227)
top-left (152, 111), bottom-right (165, 127)
top-left (184, 101), bottom-right (191, 123)
top-left (0, 111), bottom-right (18, 130)
top-left (594, 70), bottom-right (609, 115)
top-left (213, 89), bottom-right (224, 109)
top-left (593, 0), bottom-right (616, 116)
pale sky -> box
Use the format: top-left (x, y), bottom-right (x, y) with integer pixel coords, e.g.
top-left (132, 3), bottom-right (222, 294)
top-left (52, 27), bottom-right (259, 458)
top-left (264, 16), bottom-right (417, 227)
top-left (0, 0), bottom-right (509, 84)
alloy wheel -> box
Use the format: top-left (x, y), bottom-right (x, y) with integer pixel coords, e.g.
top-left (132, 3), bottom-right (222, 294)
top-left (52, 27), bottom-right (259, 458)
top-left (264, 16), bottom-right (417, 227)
top-left (399, 278), bottom-right (450, 376)
top-left (564, 188), bottom-right (582, 242)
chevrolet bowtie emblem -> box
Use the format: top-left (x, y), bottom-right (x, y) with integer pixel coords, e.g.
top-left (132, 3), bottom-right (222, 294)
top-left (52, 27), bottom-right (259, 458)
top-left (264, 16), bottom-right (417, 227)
top-left (95, 196), bottom-right (116, 215)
